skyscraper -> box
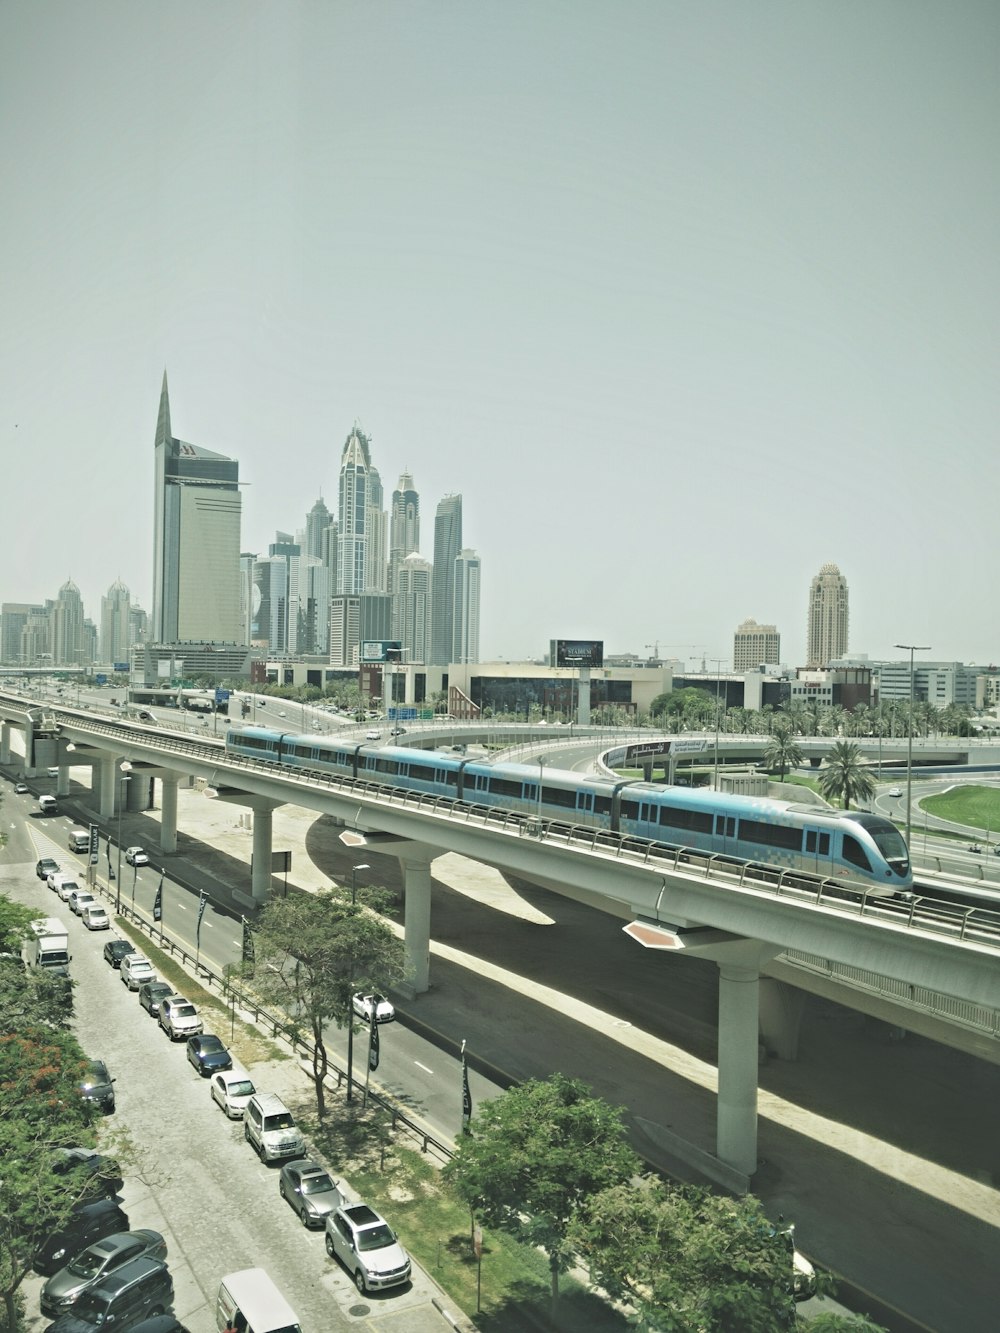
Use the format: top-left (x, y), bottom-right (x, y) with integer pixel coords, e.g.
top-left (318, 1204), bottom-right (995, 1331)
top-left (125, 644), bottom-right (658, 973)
top-left (152, 372), bottom-right (244, 644)
top-left (733, 618), bottom-right (780, 672)
top-left (452, 549), bottom-right (481, 664)
top-left (305, 497), bottom-right (332, 560)
top-left (336, 427), bottom-right (373, 596)
top-left (394, 553), bottom-right (433, 665)
top-left (100, 579), bottom-right (132, 665)
top-left (806, 563), bottom-right (849, 668)
top-left (431, 494), bottom-right (462, 666)
top-left (52, 579), bottom-right (85, 666)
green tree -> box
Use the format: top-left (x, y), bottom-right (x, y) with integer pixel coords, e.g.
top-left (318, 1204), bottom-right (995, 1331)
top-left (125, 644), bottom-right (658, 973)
top-left (443, 1074), bottom-right (639, 1315)
top-left (817, 741), bottom-right (876, 811)
top-left (0, 1027), bottom-right (96, 1331)
top-left (244, 887), bottom-right (404, 1119)
top-left (572, 1178), bottom-right (799, 1332)
top-left (762, 725), bottom-right (803, 782)
top-left (807, 1316), bottom-right (888, 1332)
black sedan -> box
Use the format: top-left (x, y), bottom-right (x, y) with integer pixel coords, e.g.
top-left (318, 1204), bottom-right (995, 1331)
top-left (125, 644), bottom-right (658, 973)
top-left (103, 940), bottom-right (137, 969)
top-left (79, 1060), bottom-right (116, 1115)
top-left (33, 1199), bottom-right (129, 1275)
top-left (51, 1149), bottom-right (123, 1201)
top-left (185, 1034), bottom-right (232, 1077)
top-left (36, 857), bottom-right (60, 880)
top-left (137, 980), bottom-right (174, 1016)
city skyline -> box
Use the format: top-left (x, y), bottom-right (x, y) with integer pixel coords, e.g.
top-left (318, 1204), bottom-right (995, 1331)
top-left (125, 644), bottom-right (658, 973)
top-left (2, 4), bottom-right (998, 665)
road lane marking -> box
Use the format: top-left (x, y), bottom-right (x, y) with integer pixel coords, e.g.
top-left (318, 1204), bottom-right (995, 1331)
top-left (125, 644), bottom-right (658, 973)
top-left (414, 1061), bottom-right (434, 1075)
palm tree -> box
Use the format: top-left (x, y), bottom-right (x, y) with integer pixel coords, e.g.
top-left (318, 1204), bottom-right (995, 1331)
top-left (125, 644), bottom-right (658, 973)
top-left (817, 741), bottom-right (877, 810)
top-left (763, 726), bottom-right (803, 782)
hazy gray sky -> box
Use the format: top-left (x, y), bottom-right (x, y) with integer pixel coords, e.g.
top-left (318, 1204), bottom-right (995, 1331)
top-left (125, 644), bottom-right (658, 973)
top-left (2, 2), bottom-right (998, 670)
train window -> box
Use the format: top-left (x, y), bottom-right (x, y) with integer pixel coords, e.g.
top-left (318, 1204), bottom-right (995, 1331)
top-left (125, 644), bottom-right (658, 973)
top-left (486, 776), bottom-right (526, 798)
top-left (593, 795), bottom-right (613, 817)
top-left (408, 762), bottom-right (445, 783)
top-left (715, 815), bottom-right (736, 838)
top-left (542, 786), bottom-right (578, 809)
top-left (620, 800), bottom-right (640, 820)
top-left (739, 819), bottom-right (801, 851)
top-left (805, 830), bottom-right (831, 855)
top-left (842, 834), bottom-right (871, 872)
top-left (374, 759), bottom-right (400, 777)
top-left (658, 805), bottom-right (713, 835)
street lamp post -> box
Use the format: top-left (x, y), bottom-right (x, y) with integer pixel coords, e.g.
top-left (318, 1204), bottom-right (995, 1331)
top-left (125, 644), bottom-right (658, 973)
top-left (114, 761), bottom-right (132, 914)
top-left (536, 756), bottom-right (545, 828)
top-left (894, 643), bottom-right (930, 853)
top-left (345, 862), bottom-right (371, 1103)
top-left (709, 658), bottom-right (725, 790)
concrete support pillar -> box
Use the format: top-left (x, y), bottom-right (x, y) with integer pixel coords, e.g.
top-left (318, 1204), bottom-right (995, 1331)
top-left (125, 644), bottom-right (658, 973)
top-left (98, 756), bottom-right (117, 821)
top-left (716, 963), bottom-right (761, 1178)
top-left (251, 805), bottom-right (274, 905)
top-left (398, 853), bottom-right (434, 997)
top-left (160, 777), bottom-right (179, 854)
top-left (759, 978), bottom-right (806, 1061)
top-left (1, 722), bottom-right (12, 765)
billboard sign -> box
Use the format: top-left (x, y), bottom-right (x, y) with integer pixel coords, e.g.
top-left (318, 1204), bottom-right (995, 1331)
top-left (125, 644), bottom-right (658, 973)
top-left (360, 640), bottom-right (403, 665)
top-left (552, 639), bottom-right (604, 668)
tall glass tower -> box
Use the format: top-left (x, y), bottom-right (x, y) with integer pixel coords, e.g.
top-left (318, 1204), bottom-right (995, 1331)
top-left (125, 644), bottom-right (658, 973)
top-left (152, 372), bottom-right (243, 644)
top-left (431, 494), bottom-right (462, 666)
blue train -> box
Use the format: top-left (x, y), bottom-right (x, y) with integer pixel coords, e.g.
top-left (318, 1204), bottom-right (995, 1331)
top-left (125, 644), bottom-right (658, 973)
top-left (225, 726), bottom-right (912, 896)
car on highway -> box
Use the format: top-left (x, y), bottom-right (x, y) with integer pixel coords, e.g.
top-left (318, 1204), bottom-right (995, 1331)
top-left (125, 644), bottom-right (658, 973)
top-left (157, 995), bottom-right (203, 1040)
top-left (37, 856), bottom-right (61, 880)
top-left (120, 954), bottom-right (156, 990)
top-left (887, 787), bottom-right (903, 798)
top-left (279, 1160), bottom-right (342, 1229)
top-left (39, 1229), bottom-right (167, 1320)
top-left (365, 728), bottom-right (382, 740)
top-left (390, 726), bottom-right (406, 736)
top-left (57, 878), bottom-right (82, 903)
top-left (210, 1068), bottom-right (256, 1118)
top-left (324, 1202), bottom-right (411, 1293)
top-left (138, 980), bottom-right (174, 1016)
top-left (79, 1059), bottom-right (116, 1115)
top-left (185, 1033), bottom-right (232, 1077)
top-left (82, 904), bottom-right (110, 931)
top-left (14, 781), bottom-right (28, 794)
top-left (352, 992), bottom-right (395, 1024)
top-left (124, 847), bottom-right (149, 867)
top-left (33, 1199), bottom-right (130, 1276)
top-left (69, 890), bottom-right (97, 917)
top-left (103, 939), bottom-right (138, 969)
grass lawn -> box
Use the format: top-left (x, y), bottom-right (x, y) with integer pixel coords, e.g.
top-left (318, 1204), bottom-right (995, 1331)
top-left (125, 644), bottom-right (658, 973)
top-left (921, 785), bottom-right (1000, 834)
top-left (303, 1107), bottom-right (631, 1332)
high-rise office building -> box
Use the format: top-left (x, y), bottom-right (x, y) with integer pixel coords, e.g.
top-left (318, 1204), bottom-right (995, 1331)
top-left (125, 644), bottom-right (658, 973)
top-left (389, 472), bottom-right (420, 593)
top-left (52, 579), bottom-right (86, 666)
top-left (806, 563), bottom-right (849, 668)
top-left (733, 618), bottom-right (780, 672)
top-left (305, 497), bottom-right (332, 561)
top-left (394, 554), bottom-right (433, 665)
top-left (100, 580), bottom-right (132, 666)
top-left (1, 603), bottom-right (42, 665)
top-left (431, 494), bottom-right (462, 666)
top-left (336, 427), bottom-right (373, 596)
top-left (152, 372), bottom-right (244, 644)
top-left (452, 548), bottom-right (481, 664)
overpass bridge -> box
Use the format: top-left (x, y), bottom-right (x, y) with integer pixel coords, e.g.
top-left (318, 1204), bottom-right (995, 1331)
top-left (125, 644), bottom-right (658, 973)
top-left (3, 690), bottom-right (999, 1187)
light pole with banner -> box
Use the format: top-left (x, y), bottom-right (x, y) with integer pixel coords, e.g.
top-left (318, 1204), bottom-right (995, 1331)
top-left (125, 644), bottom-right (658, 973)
top-left (114, 762), bottom-right (132, 914)
top-left (345, 862), bottom-right (370, 1103)
top-left (894, 643), bottom-right (930, 851)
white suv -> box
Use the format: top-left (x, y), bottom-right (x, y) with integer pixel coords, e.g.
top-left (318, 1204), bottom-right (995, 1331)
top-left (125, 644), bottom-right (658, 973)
top-left (157, 995), bottom-right (203, 1040)
top-left (120, 955), bottom-right (156, 990)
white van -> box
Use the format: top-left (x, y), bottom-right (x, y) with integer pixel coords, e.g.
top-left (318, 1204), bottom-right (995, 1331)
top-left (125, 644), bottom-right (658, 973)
top-left (68, 829), bottom-right (90, 853)
top-left (216, 1268), bottom-right (301, 1333)
top-left (38, 795), bottom-right (58, 815)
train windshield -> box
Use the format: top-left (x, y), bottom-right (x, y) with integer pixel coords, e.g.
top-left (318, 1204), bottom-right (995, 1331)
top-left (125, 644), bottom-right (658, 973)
top-left (851, 815), bottom-right (909, 868)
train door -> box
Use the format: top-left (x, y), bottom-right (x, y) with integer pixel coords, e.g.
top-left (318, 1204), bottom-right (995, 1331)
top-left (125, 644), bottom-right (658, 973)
top-left (575, 790), bottom-right (595, 825)
top-left (804, 827), bottom-right (832, 874)
top-left (714, 813), bottom-right (736, 854)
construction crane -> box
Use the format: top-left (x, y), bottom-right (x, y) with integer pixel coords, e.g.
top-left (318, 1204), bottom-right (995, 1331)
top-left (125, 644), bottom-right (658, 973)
top-left (645, 643), bottom-right (706, 670)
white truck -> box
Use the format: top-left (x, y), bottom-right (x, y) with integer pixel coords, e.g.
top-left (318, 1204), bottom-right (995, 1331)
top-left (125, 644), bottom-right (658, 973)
top-left (21, 917), bottom-right (71, 976)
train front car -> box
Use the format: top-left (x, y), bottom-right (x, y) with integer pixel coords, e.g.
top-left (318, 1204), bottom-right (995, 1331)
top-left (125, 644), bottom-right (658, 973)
top-left (840, 812), bottom-right (912, 895)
